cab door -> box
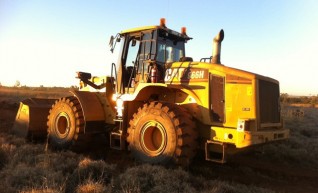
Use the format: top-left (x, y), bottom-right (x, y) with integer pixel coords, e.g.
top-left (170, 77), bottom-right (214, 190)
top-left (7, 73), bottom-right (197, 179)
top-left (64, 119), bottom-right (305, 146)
top-left (209, 74), bottom-right (225, 123)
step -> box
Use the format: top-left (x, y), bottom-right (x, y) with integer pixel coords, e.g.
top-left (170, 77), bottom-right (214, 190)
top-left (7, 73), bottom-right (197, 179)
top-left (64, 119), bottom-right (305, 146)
top-left (205, 140), bottom-right (227, 163)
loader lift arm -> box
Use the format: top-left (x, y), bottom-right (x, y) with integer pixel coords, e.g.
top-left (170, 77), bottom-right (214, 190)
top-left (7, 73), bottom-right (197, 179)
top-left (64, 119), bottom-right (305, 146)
top-left (77, 71), bottom-right (106, 90)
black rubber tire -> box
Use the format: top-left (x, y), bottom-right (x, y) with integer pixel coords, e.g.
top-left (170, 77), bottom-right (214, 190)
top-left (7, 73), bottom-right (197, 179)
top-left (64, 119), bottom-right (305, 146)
top-left (127, 102), bottom-right (197, 166)
top-left (47, 96), bottom-right (84, 149)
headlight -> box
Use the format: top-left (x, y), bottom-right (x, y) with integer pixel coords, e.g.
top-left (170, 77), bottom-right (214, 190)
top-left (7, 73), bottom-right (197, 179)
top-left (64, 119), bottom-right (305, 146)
top-left (115, 98), bottom-right (124, 118)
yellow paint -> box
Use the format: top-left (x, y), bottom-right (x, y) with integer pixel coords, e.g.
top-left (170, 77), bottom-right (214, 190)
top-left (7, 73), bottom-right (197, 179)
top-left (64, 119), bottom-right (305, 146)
top-left (247, 86), bottom-right (252, 96)
top-left (158, 59), bottom-right (289, 150)
top-left (120, 26), bottom-right (158, 34)
top-left (211, 126), bottom-right (289, 148)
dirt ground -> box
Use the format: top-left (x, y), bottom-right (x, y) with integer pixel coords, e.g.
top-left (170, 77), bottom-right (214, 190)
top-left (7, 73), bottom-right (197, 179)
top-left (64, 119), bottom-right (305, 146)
top-left (1, 98), bottom-right (318, 193)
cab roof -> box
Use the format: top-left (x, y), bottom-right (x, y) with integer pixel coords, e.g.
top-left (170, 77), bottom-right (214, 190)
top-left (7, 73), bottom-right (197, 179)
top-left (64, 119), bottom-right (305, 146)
top-left (120, 24), bottom-right (192, 40)
top-left (120, 25), bottom-right (158, 34)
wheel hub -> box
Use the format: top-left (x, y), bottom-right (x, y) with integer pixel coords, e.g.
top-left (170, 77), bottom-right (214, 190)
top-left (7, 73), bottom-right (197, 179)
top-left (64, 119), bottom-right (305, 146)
top-left (55, 112), bottom-right (70, 138)
top-left (140, 121), bottom-right (167, 156)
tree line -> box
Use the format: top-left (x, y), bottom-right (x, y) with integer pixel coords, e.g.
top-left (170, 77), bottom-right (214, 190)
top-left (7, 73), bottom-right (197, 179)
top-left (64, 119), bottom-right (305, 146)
top-left (0, 84), bottom-right (78, 91)
top-left (280, 93), bottom-right (318, 105)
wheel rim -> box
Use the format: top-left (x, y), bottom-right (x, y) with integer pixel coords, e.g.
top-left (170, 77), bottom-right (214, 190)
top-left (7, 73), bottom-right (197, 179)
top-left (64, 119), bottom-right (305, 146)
top-left (54, 112), bottom-right (70, 138)
top-left (140, 121), bottom-right (167, 156)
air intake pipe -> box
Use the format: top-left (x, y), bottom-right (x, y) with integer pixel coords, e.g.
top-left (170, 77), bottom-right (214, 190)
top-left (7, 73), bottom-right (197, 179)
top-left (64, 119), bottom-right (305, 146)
top-left (211, 29), bottom-right (224, 64)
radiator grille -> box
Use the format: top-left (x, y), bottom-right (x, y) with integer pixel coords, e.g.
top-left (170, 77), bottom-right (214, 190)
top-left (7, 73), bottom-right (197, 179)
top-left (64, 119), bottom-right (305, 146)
top-left (259, 80), bottom-right (280, 124)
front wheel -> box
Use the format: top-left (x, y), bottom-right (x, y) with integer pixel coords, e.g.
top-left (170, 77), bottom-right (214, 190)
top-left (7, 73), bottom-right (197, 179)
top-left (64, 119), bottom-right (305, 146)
top-left (47, 97), bottom-right (84, 149)
top-left (127, 102), bottom-right (197, 166)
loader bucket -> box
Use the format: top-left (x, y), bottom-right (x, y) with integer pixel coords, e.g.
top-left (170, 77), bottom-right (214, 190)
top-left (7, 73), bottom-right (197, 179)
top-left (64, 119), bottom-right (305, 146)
top-left (12, 98), bottom-right (56, 140)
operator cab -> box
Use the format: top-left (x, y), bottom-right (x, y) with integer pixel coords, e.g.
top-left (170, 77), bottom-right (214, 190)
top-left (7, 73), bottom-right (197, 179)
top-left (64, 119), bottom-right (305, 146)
top-left (112, 19), bottom-right (191, 93)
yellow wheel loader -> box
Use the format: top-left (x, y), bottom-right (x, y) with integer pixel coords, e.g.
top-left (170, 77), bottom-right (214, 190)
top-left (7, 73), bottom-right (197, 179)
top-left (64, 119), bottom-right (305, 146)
top-left (13, 19), bottom-right (289, 165)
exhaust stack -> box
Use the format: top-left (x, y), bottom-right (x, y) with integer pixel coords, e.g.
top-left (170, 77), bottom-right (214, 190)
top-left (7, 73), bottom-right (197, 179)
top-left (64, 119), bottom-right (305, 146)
top-left (211, 29), bottom-right (224, 64)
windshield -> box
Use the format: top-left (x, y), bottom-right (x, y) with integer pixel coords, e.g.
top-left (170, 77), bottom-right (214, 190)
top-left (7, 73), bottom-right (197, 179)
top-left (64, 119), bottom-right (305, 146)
top-left (157, 41), bottom-right (184, 63)
top-left (156, 30), bottom-right (185, 63)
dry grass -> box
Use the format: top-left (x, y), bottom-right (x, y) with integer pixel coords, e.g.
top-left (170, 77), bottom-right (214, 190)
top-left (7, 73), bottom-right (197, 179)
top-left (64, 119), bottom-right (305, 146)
top-left (76, 180), bottom-right (107, 193)
top-left (115, 164), bottom-right (275, 193)
top-left (1, 87), bottom-right (318, 193)
top-left (226, 105), bottom-right (318, 186)
top-left (0, 132), bottom-right (278, 193)
top-left (65, 158), bottom-right (115, 193)
top-left (260, 105), bottom-right (318, 168)
top-left (0, 133), bottom-right (81, 192)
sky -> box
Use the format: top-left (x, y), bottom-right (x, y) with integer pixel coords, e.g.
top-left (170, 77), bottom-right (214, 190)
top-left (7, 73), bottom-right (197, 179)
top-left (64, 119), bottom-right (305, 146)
top-left (0, 0), bottom-right (318, 95)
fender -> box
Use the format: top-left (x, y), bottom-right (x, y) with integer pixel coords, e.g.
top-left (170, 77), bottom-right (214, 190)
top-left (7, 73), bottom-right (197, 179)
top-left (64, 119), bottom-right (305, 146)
top-left (71, 90), bottom-right (116, 133)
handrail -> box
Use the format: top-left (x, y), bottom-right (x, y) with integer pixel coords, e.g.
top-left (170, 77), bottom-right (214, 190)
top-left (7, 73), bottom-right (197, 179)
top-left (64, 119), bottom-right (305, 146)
top-left (111, 63), bottom-right (117, 91)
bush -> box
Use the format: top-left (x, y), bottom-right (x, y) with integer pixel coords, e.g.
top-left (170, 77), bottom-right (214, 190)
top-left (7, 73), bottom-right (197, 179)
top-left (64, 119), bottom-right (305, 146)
top-left (0, 134), bottom-right (82, 192)
top-left (117, 164), bottom-right (197, 193)
top-left (76, 179), bottom-right (107, 193)
top-left (115, 164), bottom-right (275, 193)
top-left (65, 158), bottom-right (115, 193)
top-left (5, 163), bottom-right (47, 189)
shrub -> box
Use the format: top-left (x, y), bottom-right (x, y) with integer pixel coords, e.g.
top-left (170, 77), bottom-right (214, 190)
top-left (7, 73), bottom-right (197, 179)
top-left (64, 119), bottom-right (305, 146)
top-left (9, 144), bottom-right (44, 167)
top-left (76, 179), bottom-right (107, 193)
top-left (4, 163), bottom-right (47, 189)
top-left (0, 134), bottom-right (82, 192)
top-left (117, 164), bottom-right (198, 193)
top-left (116, 164), bottom-right (275, 193)
top-left (65, 158), bottom-right (115, 193)
top-left (44, 150), bottom-right (82, 175)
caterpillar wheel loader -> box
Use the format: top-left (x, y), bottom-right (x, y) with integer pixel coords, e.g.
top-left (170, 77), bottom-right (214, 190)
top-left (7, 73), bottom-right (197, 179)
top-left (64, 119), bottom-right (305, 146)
top-left (12, 19), bottom-right (289, 166)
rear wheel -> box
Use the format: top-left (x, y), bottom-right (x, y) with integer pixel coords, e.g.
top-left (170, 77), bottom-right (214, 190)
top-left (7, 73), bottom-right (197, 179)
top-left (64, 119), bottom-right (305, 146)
top-left (127, 102), bottom-right (197, 166)
top-left (47, 97), bottom-right (84, 149)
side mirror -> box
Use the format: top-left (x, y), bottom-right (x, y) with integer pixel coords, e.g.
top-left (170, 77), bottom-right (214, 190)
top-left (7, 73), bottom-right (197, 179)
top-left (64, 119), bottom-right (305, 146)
top-left (109, 36), bottom-right (114, 47)
top-left (109, 34), bottom-right (121, 53)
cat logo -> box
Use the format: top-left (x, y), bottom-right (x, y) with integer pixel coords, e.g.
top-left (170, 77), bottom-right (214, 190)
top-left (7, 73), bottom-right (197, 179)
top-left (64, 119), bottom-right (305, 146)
top-left (164, 68), bottom-right (208, 82)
